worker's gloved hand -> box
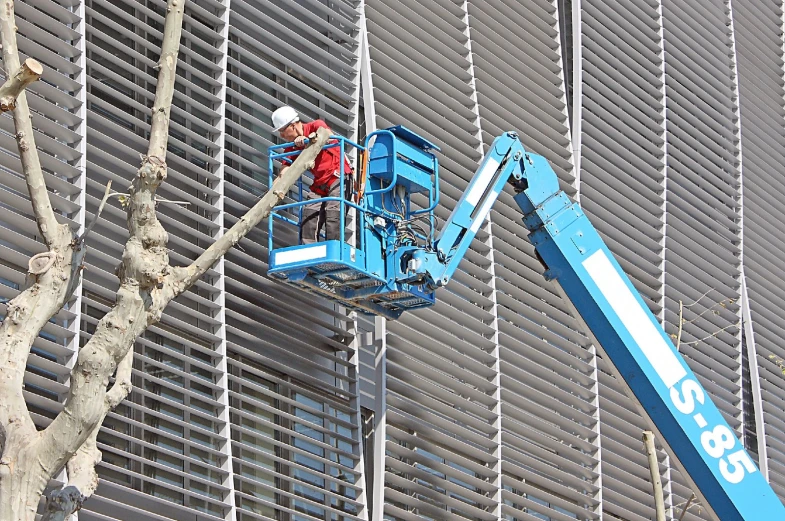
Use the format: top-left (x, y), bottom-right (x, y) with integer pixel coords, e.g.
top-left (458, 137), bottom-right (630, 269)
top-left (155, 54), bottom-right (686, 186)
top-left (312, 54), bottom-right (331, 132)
top-left (294, 132), bottom-right (317, 148)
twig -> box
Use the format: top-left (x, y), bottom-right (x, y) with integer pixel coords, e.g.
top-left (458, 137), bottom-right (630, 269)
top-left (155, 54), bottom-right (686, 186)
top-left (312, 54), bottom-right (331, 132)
top-left (154, 196), bottom-right (190, 206)
top-left (79, 181), bottom-right (113, 245)
top-left (678, 493), bottom-right (696, 521)
top-left (683, 288), bottom-right (715, 309)
top-left (0, 2), bottom-right (60, 247)
top-left (681, 324), bottom-right (736, 346)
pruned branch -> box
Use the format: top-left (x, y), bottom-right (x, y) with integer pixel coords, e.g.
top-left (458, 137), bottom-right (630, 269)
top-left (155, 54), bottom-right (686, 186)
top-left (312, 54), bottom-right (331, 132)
top-left (642, 431), bottom-right (666, 521)
top-left (0, 58), bottom-right (42, 112)
top-left (171, 126), bottom-right (331, 294)
top-left (0, 4), bottom-right (59, 248)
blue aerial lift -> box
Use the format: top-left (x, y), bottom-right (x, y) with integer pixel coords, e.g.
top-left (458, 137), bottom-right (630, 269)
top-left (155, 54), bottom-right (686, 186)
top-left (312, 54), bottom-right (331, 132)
top-left (267, 127), bottom-right (785, 520)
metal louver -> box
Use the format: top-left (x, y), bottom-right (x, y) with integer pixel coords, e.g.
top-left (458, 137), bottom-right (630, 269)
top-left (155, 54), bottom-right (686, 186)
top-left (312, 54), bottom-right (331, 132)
top-left (224, 1), bottom-right (363, 520)
top-left (5, 0), bottom-right (785, 519)
top-left (578, 0), bottom-right (672, 519)
top-left (661, 1), bottom-right (743, 518)
top-left (733, 0), bottom-right (785, 501)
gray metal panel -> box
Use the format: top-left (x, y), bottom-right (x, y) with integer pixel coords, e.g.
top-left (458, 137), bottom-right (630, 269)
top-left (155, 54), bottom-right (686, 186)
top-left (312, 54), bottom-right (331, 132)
top-left (578, 0), bottom-right (673, 518)
top-left (661, 1), bottom-right (744, 518)
top-left (734, 0), bottom-right (785, 502)
top-left (224, 1), bottom-right (363, 520)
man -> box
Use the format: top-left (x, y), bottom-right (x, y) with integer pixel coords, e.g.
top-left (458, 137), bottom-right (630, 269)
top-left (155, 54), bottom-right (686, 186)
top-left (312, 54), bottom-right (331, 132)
top-left (272, 105), bottom-right (353, 244)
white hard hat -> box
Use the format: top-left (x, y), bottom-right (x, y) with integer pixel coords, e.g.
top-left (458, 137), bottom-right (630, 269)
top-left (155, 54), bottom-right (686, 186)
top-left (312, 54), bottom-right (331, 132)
top-left (271, 105), bottom-right (299, 132)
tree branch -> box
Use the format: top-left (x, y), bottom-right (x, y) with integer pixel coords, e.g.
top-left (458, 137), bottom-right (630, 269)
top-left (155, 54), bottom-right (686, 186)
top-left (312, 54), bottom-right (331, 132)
top-left (171, 127), bottom-right (331, 295)
top-left (147, 0), bottom-right (185, 160)
top-left (35, 0), bottom-right (186, 496)
top-left (0, 8), bottom-right (78, 518)
top-left (642, 431), bottom-right (666, 521)
top-left (42, 350), bottom-right (134, 521)
top-left (0, 3), bottom-right (60, 248)
top-left (0, 58), bottom-right (42, 112)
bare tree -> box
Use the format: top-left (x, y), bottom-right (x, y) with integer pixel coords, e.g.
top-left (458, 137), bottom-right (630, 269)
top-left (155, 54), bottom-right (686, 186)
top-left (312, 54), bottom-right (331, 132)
top-left (0, 1), bottom-right (329, 519)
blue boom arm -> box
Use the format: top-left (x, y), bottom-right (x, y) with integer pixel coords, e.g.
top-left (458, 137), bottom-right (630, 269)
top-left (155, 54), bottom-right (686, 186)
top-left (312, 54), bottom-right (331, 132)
top-left (419, 132), bottom-right (785, 521)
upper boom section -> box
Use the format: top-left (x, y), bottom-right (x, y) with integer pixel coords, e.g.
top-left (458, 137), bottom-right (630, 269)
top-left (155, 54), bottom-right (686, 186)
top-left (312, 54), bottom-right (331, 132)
top-left (426, 131), bottom-right (784, 521)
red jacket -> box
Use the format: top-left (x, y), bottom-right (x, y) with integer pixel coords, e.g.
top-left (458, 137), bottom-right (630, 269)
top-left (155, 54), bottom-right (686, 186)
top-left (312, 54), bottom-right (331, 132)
top-left (286, 120), bottom-right (352, 196)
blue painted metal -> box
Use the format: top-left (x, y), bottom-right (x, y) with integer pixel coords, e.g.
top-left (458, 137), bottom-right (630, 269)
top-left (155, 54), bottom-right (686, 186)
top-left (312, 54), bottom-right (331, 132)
top-left (267, 128), bottom-right (440, 319)
top-left (267, 126), bottom-right (784, 518)
top-left (510, 156), bottom-right (785, 521)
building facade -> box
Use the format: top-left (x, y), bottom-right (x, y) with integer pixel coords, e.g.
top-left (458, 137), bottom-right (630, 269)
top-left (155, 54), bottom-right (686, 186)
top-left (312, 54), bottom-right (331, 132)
top-left (6, 0), bottom-right (785, 519)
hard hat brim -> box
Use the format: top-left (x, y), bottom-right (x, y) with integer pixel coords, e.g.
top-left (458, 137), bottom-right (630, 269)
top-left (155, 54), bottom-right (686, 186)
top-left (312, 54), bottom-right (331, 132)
top-left (273, 116), bottom-right (299, 133)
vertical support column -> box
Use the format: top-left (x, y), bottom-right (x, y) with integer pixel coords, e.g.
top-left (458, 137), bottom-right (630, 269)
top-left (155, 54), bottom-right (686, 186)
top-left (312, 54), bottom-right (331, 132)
top-left (725, 0), bottom-right (744, 440)
top-left (729, 0), bottom-right (769, 480)
top-left (66, 0), bottom-right (88, 382)
top-left (570, 0), bottom-right (583, 198)
top-left (213, 2), bottom-right (236, 519)
top-left (370, 315), bottom-right (387, 521)
top-left (359, 6), bottom-right (385, 520)
top-left (462, 2), bottom-right (504, 518)
top-left (347, 322), bottom-right (369, 521)
top-left (349, 5), bottom-right (369, 519)
top-left (359, 1), bottom-right (376, 135)
top-left (61, 0), bottom-right (88, 500)
top-left (482, 211), bottom-right (503, 521)
top-left (653, 0), bottom-right (675, 516)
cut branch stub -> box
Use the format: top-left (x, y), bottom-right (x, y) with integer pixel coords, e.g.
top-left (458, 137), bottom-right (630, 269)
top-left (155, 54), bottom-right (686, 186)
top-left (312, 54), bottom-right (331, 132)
top-left (28, 251), bottom-right (55, 275)
top-left (0, 58), bottom-right (41, 112)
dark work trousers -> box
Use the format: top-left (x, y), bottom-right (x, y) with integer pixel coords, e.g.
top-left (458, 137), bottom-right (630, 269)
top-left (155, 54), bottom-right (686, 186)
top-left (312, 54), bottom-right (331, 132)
top-left (301, 178), bottom-right (352, 244)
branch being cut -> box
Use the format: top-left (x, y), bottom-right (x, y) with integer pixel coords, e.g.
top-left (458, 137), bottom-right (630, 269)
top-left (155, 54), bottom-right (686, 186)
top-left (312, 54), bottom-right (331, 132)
top-left (0, 58), bottom-right (42, 112)
top-left (172, 126), bottom-right (330, 294)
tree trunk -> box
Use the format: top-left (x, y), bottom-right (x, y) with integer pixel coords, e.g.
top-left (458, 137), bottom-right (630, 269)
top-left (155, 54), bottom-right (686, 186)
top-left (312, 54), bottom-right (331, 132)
top-left (0, 0), bottom-right (332, 515)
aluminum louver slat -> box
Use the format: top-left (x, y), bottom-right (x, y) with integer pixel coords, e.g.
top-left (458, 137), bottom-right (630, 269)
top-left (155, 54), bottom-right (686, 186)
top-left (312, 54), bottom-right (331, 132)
top-left (733, 0), bottom-right (785, 503)
top-left (580, 0), bottom-right (670, 519)
top-left (225, 2), bottom-right (362, 520)
top-left (82, 1), bottom-right (231, 518)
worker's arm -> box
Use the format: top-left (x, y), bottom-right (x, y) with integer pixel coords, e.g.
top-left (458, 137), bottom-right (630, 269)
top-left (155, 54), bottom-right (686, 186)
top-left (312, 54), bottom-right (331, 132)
top-left (275, 130), bottom-right (317, 178)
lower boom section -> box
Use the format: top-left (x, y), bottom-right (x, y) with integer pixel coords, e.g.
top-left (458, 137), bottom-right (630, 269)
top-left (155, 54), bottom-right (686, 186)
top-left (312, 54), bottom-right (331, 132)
top-left (520, 191), bottom-right (785, 521)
